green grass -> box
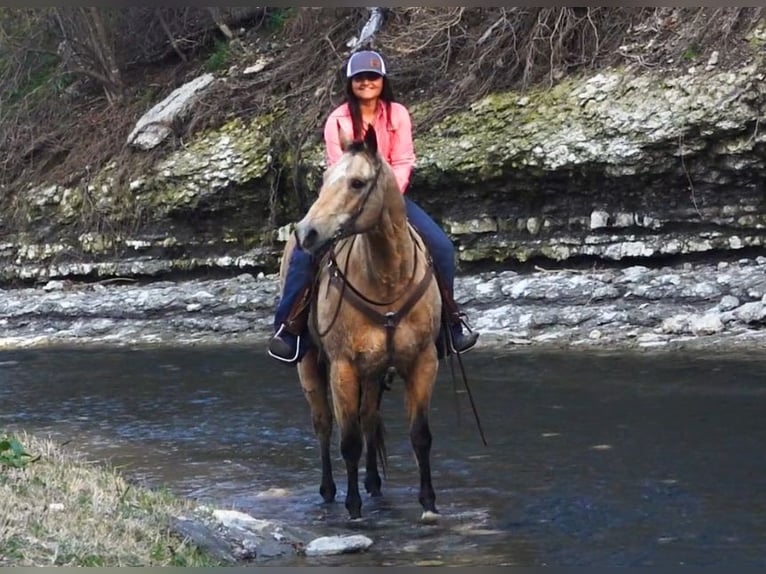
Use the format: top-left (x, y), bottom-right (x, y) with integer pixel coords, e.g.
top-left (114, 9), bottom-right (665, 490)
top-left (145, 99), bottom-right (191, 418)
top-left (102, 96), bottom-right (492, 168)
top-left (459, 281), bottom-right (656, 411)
top-left (0, 431), bottom-right (227, 567)
top-left (0, 435), bottom-right (38, 468)
top-left (682, 41), bottom-right (701, 61)
top-left (2, 51), bottom-right (62, 105)
top-left (204, 38), bottom-right (231, 72)
top-left (265, 8), bottom-right (295, 31)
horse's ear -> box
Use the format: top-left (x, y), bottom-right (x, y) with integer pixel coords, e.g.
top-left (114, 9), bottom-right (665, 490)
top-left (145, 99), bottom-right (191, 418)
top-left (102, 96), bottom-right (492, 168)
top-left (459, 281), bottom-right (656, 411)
top-left (364, 124), bottom-right (378, 155)
top-left (338, 122), bottom-right (352, 151)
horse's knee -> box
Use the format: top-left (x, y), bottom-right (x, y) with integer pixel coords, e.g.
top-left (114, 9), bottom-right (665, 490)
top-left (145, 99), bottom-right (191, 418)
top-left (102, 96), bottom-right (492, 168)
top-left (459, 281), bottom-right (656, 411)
top-left (311, 411), bottom-right (332, 438)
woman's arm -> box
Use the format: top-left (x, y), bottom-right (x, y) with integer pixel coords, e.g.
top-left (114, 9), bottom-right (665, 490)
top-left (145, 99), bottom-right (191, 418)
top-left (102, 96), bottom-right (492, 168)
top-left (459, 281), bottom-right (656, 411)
top-left (323, 113), bottom-right (344, 168)
top-left (389, 104), bottom-right (416, 194)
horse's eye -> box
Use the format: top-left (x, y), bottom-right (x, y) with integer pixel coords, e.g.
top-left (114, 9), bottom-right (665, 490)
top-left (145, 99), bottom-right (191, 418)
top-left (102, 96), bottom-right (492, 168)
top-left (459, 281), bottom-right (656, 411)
top-left (350, 178), bottom-right (366, 190)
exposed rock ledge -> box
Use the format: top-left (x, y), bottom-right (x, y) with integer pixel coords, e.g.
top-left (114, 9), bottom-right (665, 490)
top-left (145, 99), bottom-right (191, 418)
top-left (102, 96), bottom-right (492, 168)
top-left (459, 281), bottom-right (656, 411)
top-left (2, 37), bottom-right (765, 284)
top-left (1, 256), bottom-right (765, 355)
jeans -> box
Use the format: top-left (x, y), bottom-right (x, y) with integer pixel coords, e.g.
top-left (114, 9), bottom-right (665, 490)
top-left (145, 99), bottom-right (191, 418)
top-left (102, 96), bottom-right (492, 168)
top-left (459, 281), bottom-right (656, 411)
top-left (273, 197), bottom-right (456, 329)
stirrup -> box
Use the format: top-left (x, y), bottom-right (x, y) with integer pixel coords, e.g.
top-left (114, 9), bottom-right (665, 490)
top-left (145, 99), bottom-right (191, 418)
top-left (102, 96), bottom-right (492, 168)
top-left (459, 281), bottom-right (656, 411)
top-left (448, 330), bottom-right (479, 354)
top-left (447, 314), bottom-right (479, 355)
top-left (268, 324), bottom-right (302, 363)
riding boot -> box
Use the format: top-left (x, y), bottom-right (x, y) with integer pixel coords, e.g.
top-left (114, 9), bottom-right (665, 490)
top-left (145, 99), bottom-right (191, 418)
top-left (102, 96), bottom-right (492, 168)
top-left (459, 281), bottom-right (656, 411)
top-left (437, 284), bottom-right (479, 358)
top-left (268, 285), bottom-right (312, 363)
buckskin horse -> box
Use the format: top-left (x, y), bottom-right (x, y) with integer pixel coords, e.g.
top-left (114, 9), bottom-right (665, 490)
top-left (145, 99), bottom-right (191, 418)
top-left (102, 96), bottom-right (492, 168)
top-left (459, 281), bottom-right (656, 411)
top-left (279, 126), bottom-right (442, 521)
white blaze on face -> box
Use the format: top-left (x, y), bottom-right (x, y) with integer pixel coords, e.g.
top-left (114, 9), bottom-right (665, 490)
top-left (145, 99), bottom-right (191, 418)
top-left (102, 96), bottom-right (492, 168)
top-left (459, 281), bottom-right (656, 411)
top-left (325, 155), bottom-right (351, 188)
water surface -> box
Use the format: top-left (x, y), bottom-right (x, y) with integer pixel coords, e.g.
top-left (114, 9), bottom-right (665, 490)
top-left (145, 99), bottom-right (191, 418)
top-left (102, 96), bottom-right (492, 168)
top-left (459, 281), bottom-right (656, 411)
top-left (2, 345), bottom-right (765, 566)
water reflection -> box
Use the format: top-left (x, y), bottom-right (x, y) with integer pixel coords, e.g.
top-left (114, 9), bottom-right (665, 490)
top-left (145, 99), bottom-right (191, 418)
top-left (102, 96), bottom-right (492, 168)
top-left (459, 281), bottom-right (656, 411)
top-left (2, 345), bottom-right (765, 566)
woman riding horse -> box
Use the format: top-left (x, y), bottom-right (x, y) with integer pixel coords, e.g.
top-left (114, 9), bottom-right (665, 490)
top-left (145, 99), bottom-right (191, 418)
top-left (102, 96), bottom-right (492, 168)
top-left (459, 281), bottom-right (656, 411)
top-left (268, 50), bottom-right (479, 363)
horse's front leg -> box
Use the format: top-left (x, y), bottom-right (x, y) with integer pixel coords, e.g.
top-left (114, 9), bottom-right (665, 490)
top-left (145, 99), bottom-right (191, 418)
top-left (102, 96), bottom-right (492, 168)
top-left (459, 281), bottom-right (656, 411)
top-left (330, 360), bottom-right (363, 519)
top-left (298, 349), bottom-right (336, 503)
top-left (362, 376), bottom-right (386, 497)
top-left (404, 350), bottom-right (439, 520)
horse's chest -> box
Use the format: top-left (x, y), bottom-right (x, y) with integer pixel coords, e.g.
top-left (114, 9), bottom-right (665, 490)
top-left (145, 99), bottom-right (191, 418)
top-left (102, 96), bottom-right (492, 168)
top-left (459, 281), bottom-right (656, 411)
top-left (322, 313), bottom-right (427, 362)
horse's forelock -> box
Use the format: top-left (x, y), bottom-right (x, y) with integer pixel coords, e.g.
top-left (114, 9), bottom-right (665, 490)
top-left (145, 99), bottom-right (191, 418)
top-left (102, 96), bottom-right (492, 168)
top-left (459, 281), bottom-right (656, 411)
top-left (323, 140), bottom-right (382, 190)
top-left (347, 139), bottom-right (366, 154)
top-left (347, 139), bottom-right (382, 172)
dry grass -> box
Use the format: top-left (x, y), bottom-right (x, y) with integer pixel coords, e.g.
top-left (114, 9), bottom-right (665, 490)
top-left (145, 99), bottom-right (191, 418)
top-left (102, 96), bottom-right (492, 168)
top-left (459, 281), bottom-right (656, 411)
top-left (0, 430), bottom-right (221, 567)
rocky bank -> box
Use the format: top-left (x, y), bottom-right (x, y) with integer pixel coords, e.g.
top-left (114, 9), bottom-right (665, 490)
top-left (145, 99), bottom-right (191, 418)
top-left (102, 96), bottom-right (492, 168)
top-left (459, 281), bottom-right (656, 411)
top-left (2, 254), bottom-right (765, 354)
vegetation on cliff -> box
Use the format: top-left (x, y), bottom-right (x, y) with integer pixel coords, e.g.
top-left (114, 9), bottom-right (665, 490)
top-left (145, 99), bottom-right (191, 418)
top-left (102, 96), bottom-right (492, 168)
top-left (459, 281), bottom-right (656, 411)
top-left (2, 8), bottom-right (763, 200)
top-left (0, 8), bottom-right (764, 279)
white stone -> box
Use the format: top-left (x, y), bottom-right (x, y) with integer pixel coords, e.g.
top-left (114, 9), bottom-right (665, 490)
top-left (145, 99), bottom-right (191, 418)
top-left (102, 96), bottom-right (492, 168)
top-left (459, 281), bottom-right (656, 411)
top-left (660, 314), bottom-right (689, 334)
top-left (277, 223), bottom-right (295, 242)
top-left (613, 212), bottom-right (634, 227)
top-left (590, 210), bottom-right (610, 229)
top-left (719, 295), bottom-right (740, 311)
top-left (128, 73), bottom-right (216, 150)
top-left (42, 280), bottom-right (66, 292)
top-left (526, 217), bottom-right (541, 235)
top-left (688, 313), bottom-right (724, 335)
top-left (734, 301), bottom-right (766, 323)
top-left (212, 509), bottom-right (272, 533)
top-left (706, 51), bottom-right (719, 70)
top-left (304, 535), bottom-right (373, 556)
top-left (243, 57), bottom-right (271, 75)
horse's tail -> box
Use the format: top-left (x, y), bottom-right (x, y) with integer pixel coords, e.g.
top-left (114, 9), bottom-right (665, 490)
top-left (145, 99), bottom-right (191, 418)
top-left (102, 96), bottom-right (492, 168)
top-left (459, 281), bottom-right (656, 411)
top-left (361, 374), bottom-right (389, 476)
top-left (373, 410), bottom-right (388, 477)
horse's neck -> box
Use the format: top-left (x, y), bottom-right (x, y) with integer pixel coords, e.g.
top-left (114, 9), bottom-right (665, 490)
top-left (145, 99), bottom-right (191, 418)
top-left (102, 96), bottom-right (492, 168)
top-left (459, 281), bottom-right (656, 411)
top-left (355, 191), bottom-right (414, 291)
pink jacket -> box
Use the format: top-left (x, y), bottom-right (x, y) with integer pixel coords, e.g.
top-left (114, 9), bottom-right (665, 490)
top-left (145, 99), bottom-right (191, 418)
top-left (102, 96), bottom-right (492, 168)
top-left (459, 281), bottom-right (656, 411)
top-left (323, 101), bottom-right (415, 194)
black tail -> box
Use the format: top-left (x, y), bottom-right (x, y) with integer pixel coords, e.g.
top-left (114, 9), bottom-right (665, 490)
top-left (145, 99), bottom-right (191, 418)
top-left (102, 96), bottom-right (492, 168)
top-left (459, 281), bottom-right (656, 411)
top-left (371, 410), bottom-right (388, 477)
top-left (375, 371), bottom-right (392, 476)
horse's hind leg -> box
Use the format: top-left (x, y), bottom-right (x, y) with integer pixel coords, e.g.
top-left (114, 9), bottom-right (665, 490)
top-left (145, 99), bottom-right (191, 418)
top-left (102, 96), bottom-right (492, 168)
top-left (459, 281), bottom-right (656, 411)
top-left (362, 376), bottom-right (387, 497)
top-left (405, 353), bottom-right (439, 519)
top-left (330, 361), bottom-right (363, 519)
top-left (298, 349), bottom-right (336, 503)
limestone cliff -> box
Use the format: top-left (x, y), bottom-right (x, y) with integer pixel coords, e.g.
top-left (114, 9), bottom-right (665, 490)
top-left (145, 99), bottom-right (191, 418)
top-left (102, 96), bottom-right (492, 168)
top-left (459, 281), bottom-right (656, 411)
top-left (2, 22), bottom-right (765, 283)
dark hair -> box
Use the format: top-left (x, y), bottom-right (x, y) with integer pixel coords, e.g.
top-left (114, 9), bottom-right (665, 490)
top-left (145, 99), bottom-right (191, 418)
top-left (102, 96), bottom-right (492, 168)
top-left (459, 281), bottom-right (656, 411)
top-left (344, 75), bottom-right (395, 140)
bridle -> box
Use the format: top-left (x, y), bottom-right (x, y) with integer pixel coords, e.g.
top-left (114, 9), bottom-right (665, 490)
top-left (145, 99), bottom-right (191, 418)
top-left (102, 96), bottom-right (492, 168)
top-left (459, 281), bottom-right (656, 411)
top-left (330, 145), bottom-right (383, 244)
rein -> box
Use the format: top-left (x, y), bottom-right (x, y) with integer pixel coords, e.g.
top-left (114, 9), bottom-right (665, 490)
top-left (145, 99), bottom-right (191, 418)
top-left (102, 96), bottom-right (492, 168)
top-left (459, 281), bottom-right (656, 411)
top-left (323, 229), bottom-right (434, 376)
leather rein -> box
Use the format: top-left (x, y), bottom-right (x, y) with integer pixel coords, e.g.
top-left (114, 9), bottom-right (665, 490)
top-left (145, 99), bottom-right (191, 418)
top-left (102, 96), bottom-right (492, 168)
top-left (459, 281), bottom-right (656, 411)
top-left (324, 230), bottom-right (433, 375)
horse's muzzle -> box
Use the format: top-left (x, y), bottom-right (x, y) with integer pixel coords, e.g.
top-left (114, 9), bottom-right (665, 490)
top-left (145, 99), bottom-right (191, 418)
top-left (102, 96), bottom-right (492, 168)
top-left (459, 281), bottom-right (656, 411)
top-left (296, 220), bottom-right (335, 255)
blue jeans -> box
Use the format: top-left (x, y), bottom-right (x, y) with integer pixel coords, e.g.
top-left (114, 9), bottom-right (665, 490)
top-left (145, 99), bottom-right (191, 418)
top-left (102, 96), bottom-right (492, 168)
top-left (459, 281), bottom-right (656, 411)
top-left (273, 197), bottom-right (456, 329)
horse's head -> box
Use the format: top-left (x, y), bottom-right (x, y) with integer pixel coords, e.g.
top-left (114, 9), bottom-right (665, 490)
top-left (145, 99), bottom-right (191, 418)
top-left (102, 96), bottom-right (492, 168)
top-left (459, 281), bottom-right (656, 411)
top-left (296, 126), bottom-right (390, 255)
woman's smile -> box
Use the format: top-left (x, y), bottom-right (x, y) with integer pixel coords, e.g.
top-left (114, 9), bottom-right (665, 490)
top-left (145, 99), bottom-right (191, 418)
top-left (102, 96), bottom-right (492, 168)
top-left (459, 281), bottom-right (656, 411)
top-left (352, 74), bottom-right (383, 101)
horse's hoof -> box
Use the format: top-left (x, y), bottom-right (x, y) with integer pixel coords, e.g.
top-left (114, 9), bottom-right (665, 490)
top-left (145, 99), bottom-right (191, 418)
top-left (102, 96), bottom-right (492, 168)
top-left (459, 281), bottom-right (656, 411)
top-left (420, 510), bottom-right (440, 524)
top-left (364, 478), bottom-right (382, 497)
top-left (320, 483), bottom-right (336, 503)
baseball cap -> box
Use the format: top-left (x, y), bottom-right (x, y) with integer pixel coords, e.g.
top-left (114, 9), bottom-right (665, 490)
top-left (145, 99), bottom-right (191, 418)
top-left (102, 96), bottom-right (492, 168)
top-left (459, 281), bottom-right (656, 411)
top-left (346, 50), bottom-right (387, 78)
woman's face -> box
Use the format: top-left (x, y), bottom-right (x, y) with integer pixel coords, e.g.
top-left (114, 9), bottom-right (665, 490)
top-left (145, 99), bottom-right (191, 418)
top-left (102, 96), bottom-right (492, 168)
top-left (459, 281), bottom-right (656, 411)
top-left (351, 72), bottom-right (384, 103)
